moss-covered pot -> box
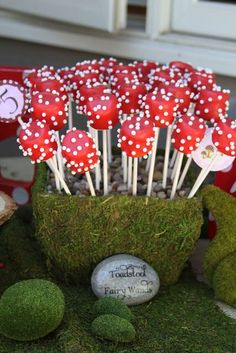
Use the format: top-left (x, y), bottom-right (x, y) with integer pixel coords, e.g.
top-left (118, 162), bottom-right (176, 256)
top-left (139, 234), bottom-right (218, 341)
top-left (32, 164), bottom-right (203, 286)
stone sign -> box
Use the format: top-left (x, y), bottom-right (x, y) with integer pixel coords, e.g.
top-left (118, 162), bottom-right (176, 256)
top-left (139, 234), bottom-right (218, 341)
top-left (91, 254), bottom-right (160, 305)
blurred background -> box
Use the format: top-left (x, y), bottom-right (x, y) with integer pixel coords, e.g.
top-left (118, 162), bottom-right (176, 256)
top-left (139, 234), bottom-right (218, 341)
top-left (0, 0), bottom-right (236, 204)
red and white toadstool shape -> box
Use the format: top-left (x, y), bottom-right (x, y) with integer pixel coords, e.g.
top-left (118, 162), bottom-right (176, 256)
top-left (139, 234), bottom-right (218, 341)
top-left (194, 88), bottom-right (230, 123)
top-left (143, 92), bottom-right (178, 195)
top-left (31, 91), bottom-right (67, 131)
top-left (30, 90), bottom-right (68, 182)
top-left (159, 81), bottom-right (192, 115)
top-left (116, 81), bottom-right (147, 118)
top-left (61, 128), bottom-right (100, 196)
top-left (170, 114), bottom-right (207, 199)
top-left (134, 60), bottom-right (159, 84)
top-left (187, 69), bottom-right (216, 97)
top-left (76, 83), bottom-right (110, 116)
top-left (17, 119), bottom-right (70, 194)
top-left (188, 118), bottom-right (236, 198)
top-left (86, 93), bottom-right (120, 195)
top-left (118, 115), bottom-right (155, 195)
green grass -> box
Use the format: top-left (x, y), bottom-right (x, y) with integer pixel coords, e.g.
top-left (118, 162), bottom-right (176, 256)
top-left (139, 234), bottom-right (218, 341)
top-left (0, 208), bottom-right (235, 353)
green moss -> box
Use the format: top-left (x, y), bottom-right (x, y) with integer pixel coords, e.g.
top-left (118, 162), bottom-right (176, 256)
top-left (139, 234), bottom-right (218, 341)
top-left (31, 163), bottom-right (48, 196)
top-left (202, 185), bottom-right (236, 284)
top-left (0, 202), bottom-right (236, 353)
top-left (0, 279), bottom-right (65, 341)
top-left (91, 314), bottom-right (136, 343)
top-left (93, 297), bottom-right (133, 322)
top-left (32, 167), bottom-right (203, 286)
top-left (15, 204), bottom-right (33, 224)
top-left (213, 253), bottom-right (236, 308)
top-left (0, 215), bottom-right (46, 282)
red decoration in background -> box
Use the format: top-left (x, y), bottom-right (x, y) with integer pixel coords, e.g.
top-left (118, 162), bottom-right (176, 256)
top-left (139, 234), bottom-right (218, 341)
top-left (0, 66), bottom-right (36, 205)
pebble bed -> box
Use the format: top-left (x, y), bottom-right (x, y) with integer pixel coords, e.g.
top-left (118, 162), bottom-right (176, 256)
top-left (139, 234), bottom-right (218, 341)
top-left (46, 154), bottom-right (192, 198)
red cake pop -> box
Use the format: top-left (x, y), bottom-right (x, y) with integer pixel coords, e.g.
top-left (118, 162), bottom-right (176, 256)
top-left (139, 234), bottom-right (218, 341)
top-left (113, 64), bottom-right (138, 75)
top-left (69, 70), bottom-right (101, 100)
top-left (134, 60), bottom-right (159, 83)
top-left (159, 82), bottom-right (192, 114)
top-left (171, 114), bottom-right (206, 154)
top-left (86, 92), bottom-right (120, 195)
top-left (17, 120), bottom-right (57, 163)
top-left (99, 57), bottom-right (118, 82)
top-left (57, 66), bottom-right (75, 85)
top-left (76, 60), bottom-right (101, 73)
top-left (110, 72), bottom-right (138, 89)
top-left (195, 88), bottom-right (230, 123)
top-left (143, 92), bottom-right (178, 192)
top-left (30, 75), bottom-right (66, 99)
top-left (118, 115), bottom-right (155, 195)
top-left (170, 114), bottom-right (207, 199)
top-left (76, 84), bottom-right (110, 115)
top-left (212, 118), bottom-right (236, 157)
top-left (86, 93), bottom-right (120, 130)
top-left (188, 118), bottom-right (236, 198)
top-left (143, 92), bottom-right (178, 128)
top-left (187, 70), bottom-right (216, 95)
top-left (61, 128), bottom-right (100, 174)
top-left (150, 67), bottom-right (182, 90)
top-left (17, 119), bottom-right (70, 194)
top-left (118, 115), bottom-right (155, 158)
top-left (31, 91), bottom-right (67, 130)
top-left (116, 82), bottom-right (147, 115)
top-left (169, 61), bottom-right (194, 74)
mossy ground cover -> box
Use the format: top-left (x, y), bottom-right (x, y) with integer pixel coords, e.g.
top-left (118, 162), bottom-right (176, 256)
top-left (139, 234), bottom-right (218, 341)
top-left (0, 207), bottom-right (235, 353)
top-left (32, 165), bottom-right (203, 286)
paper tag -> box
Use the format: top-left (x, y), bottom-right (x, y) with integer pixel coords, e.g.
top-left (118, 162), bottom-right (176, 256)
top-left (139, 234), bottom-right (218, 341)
top-left (192, 127), bottom-right (235, 171)
top-left (0, 81), bottom-right (25, 123)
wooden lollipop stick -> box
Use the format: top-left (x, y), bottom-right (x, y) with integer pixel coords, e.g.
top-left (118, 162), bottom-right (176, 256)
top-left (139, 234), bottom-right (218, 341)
top-left (162, 125), bottom-right (172, 189)
top-left (103, 130), bottom-right (108, 195)
top-left (121, 114), bottom-right (128, 183)
top-left (85, 171), bottom-right (96, 196)
top-left (132, 158), bottom-right (138, 196)
top-left (18, 116), bottom-right (25, 127)
top-left (171, 151), bottom-right (179, 180)
top-left (46, 159), bottom-right (71, 195)
top-left (170, 152), bottom-right (184, 199)
top-left (169, 149), bottom-right (177, 169)
top-left (56, 131), bottom-right (65, 180)
top-left (107, 129), bottom-right (112, 163)
top-left (93, 129), bottom-right (101, 190)
top-left (68, 95), bottom-right (73, 130)
top-left (123, 153), bottom-right (128, 183)
top-left (52, 155), bottom-right (61, 192)
top-left (177, 155), bottom-right (193, 190)
top-left (127, 156), bottom-right (132, 189)
top-left (147, 127), bottom-right (160, 197)
top-left (145, 154), bottom-right (151, 172)
top-left (188, 153), bottom-right (219, 199)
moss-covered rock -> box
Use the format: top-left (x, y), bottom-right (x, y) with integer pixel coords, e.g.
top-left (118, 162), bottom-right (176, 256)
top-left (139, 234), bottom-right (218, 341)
top-left (93, 297), bottom-right (133, 322)
top-left (91, 314), bottom-right (136, 342)
top-left (32, 164), bottom-right (203, 286)
top-left (202, 185), bottom-right (236, 284)
top-left (0, 279), bottom-right (65, 341)
top-left (213, 253), bottom-right (236, 308)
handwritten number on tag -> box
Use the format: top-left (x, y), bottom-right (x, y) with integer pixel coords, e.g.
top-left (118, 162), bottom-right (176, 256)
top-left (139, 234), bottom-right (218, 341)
top-left (0, 88), bottom-right (19, 114)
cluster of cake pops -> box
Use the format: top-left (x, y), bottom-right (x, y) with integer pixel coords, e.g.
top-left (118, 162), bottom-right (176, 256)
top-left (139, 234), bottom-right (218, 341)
top-left (1, 57), bottom-right (235, 198)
